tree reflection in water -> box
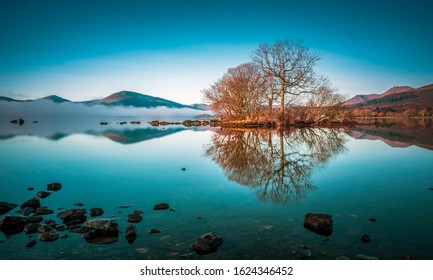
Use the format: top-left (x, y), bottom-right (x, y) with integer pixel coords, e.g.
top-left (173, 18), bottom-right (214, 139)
top-left (204, 128), bottom-right (346, 204)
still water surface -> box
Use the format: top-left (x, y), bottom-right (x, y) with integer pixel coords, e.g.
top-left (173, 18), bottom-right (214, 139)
top-left (1, 118), bottom-right (432, 259)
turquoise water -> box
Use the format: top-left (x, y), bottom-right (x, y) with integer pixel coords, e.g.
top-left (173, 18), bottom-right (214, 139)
top-left (1, 118), bottom-right (433, 260)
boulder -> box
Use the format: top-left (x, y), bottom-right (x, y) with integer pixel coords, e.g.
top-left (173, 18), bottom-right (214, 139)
top-left (37, 225), bottom-right (53, 233)
top-left (47, 183), bottom-right (62, 191)
top-left (20, 197), bottom-right (41, 210)
top-left (38, 231), bottom-right (59, 242)
top-left (24, 223), bottom-right (41, 234)
top-left (36, 191), bottom-right (51, 199)
top-left (82, 219), bottom-right (119, 244)
top-left (90, 208), bottom-right (104, 217)
top-left (0, 201), bottom-right (18, 215)
top-left (36, 207), bottom-right (54, 215)
top-left (0, 216), bottom-right (29, 235)
top-left (125, 224), bottom-right (138, 244)
top-left (149, 120), bottom-right (160, 126)
top-left (191, 232), bottom-right (223, 254)
top-left (16, 207), bottom-right (35, 216)
top-left (153, 203), bottom-right (169, 210)
top-left (303, 213), bottom-right (333, 236)
top-left (127, 213), bottom-right (143, 223)
top-left (57, 208), bottom-right (87, 225)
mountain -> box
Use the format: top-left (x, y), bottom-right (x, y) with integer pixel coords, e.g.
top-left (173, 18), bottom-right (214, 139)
top-left (87, 91), bottom-right (195, 109)
top-left (0, 96), bottom-right (18, 102)
top-left (39, 95), bottom-right (72, 103)
top-left (189, 103), bottom-right (210, 110)
top-left (344, 84), bottom-right (433, 110)
top-left (344, 86), bottom-right (414, 106)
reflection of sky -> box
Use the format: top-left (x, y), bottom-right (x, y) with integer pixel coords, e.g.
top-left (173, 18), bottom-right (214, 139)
top-left (1, 0), bottom-right (432, 103)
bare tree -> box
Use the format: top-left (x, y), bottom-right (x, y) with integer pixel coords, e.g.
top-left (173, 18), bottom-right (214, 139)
top-left (252, 40), bottom-right (336, 125)
top-left (202, 62), bottom-right (269, 120)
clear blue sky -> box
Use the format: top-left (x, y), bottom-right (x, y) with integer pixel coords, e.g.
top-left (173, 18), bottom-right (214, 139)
top-left (0, 0), bottom-right (432, 104)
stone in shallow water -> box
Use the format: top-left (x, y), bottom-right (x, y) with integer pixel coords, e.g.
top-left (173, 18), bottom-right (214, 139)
top-left (90, 208), bottom-right (104, 217)
top-left (368, 217), bottom-right (377, 222)
top-left (39, 231), bottom-right (59, 242)
top-left (292, 248), bottom-right (311, 259)
top-left (133, 210), bottom-right (144, 215)
top-left (153, 203), bottom-right (169, 210)
top-left (16, 207), bottom-right (35, 216)
top-left (36, 191), bottom-right (51, 199)
top-left (125, 224), bottom-right (138, 244)
top-left (36, 207), bottom-right (54, 215)
top-left (361, 234), bottom-right (371, 243)
top-left (27, 187), bottom-right (34, 191)
top-left (57, 209), bottom-right (87, 225)
top-left (47, 183), bottom-right (62, 191)
top-left (303, 213), bottom-right (333, 236)
top-left (20, 197), bottom-right (41, 210)
top-left (191, 232), bottom-right (223, 254)
top-left (82, 219), bottom-right (119, 244)
top-left (0, 216), bottom-right (29, 235)
top-left (25, 240), bottom-right (37, 248)
top-left (149, 228), bottom-right (162, 234)
top-left (118, 205), bottom-right (132, 209)
top-left (74, 203), bottom-right (84, 207)
top-left (0, 201), bottom-right (18, 215)
top-left (24, 223), bottom-right (41, 234)
top-left (37, 225), bottom-right (53, 233)
top-left (356, 254), bottom-right (378, 260)
top-left (127, 213), bottom-right (143, 223)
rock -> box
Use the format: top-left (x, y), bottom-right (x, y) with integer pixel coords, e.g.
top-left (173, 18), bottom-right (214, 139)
top-left (38, 231), bottom-right (59, 242)
top-left (74, 203), bottom-right (84, 207)
top-left (361, 234), bottom-right (371, 243)
top-left (196, 217), bottom-right (203, 220)
top-left (0, 201), bottom-right (19, 215)
top-left (292, 248), bottom-right (311, 259)
top-left (125, 224), bottom-right (138, 244)
top-left (0, 216), bottom-right (29, 235)
top-left (169, 208), bottom-right (175, 212)
top-left (136, 247), bottom-right (148, 254)
top-left (55, 224), bottom-right (65, 231)
top-left (24, 223), bottom-right (41, 234)
top-left (20, 197), bottom-right (41, 210)
top-left (36, 191), bottom-right (51, 199)
top-left (127, 213), bottom-right (143, 223)
top-left (133, 210), bottom-right (144, 215)
top-left (67, 225), bottom-right (89, 233)
top-left (60, 234), bottom-right (69, 239)
top-left (44, 219), bottom-right (57, 226)
top-left (336, 256), bottom-right (350, 260)
top-left (130, 121), bottom-right (140, 124)
top-left (149, 120), bottom-right (160, 126)
top-left (26, 216), bottom-right (43, 223)
top-left (118, 205), bottom-right (131, 209)
top-left (82, 219), bottom-right (119, 244)
top-left (100, 122), bottom-right (108, 125)
top-left (181, 168), bottom-right (186, 171)
top-left (47, 183), bottom-right (62, 191)
top-left (191, 232), bottom-right (223, 254)
top-left (18, 119), bottom-right (24, 125)
top-left (153, 203), bottom-right (169, 210)
top-left (261, 225), bottom-right (273, 231)
top-left (356, 254), bottom-right (378, 260)
top-left (9, 119), bottom-right (17, 124)
top-left (368, 217), bottom-right (377, 222)
top-left (37, 225), bottom-right (53, 233)
top-left (303, 213), bottom-right (333, 236)
top-left (16, 207), bottom-right (35, 216)
top-left (90, 208), bottom-right (104, 217)
top-left (36, 207), bottom-right (54, 215)
top-left (429, 188), bottom-right (433, 191)
top-left (27, 187), bottom-right (34, 191)
top-left (57, 209), bottom-right (87, 225)
top-left (25, 240), bottom-right (37, 248)
top-left (149, 228), bottom-right (162, 234)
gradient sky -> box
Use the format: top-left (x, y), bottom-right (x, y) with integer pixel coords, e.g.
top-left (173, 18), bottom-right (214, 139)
top-left (0, 0), bottom-right (432, 104)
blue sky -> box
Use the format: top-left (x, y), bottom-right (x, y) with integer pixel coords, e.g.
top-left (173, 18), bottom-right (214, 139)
top-left (0, 0), bottom-right (432, 104)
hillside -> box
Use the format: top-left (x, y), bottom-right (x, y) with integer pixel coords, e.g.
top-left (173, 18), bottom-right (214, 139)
top-left (344, 86), bottom-right (414, 106)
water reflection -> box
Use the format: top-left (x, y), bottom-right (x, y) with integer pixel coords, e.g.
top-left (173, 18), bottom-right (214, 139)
top-left (205, 128), bottom-right (347, 204)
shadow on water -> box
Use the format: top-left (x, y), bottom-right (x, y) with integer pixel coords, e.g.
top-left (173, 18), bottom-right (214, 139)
top-left (204, 128), bottom-right (347, 205)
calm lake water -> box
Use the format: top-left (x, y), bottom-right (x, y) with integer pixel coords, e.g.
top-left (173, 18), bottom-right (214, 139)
top-left (1, 118), bottom-right (433, 260)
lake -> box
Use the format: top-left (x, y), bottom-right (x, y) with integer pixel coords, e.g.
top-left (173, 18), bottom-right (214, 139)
top-left (1, 118), bottom-right (433, 260)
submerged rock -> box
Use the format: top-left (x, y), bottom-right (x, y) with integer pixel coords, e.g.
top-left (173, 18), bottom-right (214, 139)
top-left (118, 205), bottom-right (131, 209)
top-left (20, 197), bottom-right (41, 210)
top-left (361, 234), bottom-right (371, 243)
top-left (67, 225), bottom-right (89, 233)
top-left (25, 240), bottom-right (37, 248)
top-left (74, 203), bottom-right (84, 207)
top-left (133, 210), bottom-right (144, 215)
top-left (39, 231), bottom-right (59, 242)
top-left (36, 207), bottom-right (54, 215)
top-left (0, 216), bottom-right (41, 235)
top-left (368, 217), bottom-right (377, 223)
top-left (90, 208), bottom-right (104, 217)
top-left (24, 223), bottom-right (41, 234)
top-left (303, 213), bottom-right (333, 236)
top-left (356, 254), bottom-right (378, 260)
top-left (191, 232), bottom-right (223, 254)
top-left (27, 187), bottom-right (34, 191)
top-left (37, 225), bottom-right (53, 233)
top-left (82, 219), bottom-right (119, 244)
top-left (125, 224), bottom-right (138, 244)
top-left (149, 228), bottom-right (162, 234)
top-left (0, 201), bottom-right (18, 215)
top-left (57, 209), bottom-right (87, 225)
top-left (36, 191), bottom-right (51, 199)
top-left (127, 213), bottom-right (143, 223)
top-left (16, 207), bottom-right (35, 216)
top-left (153, 203), bottom-right (169, 210)
top-left (292, 248), bottom-right (312, 259)
top-left (47, 183), bottom-right (62, 191)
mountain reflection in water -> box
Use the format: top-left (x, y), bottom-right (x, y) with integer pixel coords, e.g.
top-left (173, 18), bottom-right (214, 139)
top-left (204, 128), bottom-right (347, 204)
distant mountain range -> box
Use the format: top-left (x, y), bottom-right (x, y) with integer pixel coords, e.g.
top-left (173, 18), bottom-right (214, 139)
top-left (343, 84), bottom-right (433, 109)
top-left (0, 91), bottom-right (206, 110)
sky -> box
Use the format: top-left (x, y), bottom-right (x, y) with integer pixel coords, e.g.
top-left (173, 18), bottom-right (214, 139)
top-left (0, 0), bottom-right (432, 104)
